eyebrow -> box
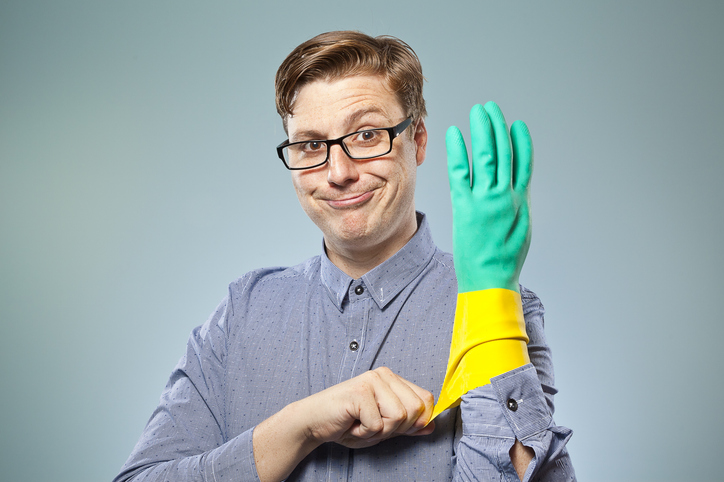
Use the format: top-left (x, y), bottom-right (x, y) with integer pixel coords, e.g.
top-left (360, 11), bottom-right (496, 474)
top-left (290, 107), bottom-right (392, 142)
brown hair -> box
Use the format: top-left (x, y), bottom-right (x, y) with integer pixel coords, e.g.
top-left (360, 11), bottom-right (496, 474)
top-left (275, 31), bottom-right (426, 132)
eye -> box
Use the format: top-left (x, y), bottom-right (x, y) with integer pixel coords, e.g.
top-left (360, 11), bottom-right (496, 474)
top-left (302, 140), bottom-right (325, 152)
top-left (355, 130), bottom-right (380, 143)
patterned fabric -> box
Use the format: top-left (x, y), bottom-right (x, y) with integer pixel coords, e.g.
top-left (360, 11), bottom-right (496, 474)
top-left (114, 213), bottom-right (574, 481)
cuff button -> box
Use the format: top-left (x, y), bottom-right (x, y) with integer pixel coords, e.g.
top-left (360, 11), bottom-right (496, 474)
top-left (506, 398), bottom-right (519, 411)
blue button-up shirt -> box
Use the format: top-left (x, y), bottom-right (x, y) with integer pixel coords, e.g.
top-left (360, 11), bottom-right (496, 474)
top-left (115, 213), bottom-right (574, 481)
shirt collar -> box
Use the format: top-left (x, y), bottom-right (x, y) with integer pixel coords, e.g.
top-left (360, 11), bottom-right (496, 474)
top-left (320, 212), bottom-right (437, 311)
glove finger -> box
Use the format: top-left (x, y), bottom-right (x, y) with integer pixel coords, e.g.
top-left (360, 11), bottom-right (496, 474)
top-left (510, 120), bottom-right (533, 190)
top-left (483, 101), bottom-right (512, 188)
top-left (469, 104), bottom-right (495, 192)
top-left (446, 125), bottom-right (471, 203)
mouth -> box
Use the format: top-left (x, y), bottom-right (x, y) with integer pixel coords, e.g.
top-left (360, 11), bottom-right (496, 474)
top-left (324, 190), bottom-right (375, 209)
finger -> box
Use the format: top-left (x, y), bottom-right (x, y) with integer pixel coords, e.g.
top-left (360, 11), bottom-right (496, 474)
top-left (395, 378), bottom-right (435, 433)
top-left (351, 372), bottom-right (409, 440)
top-left (446, 125), bottom-right (471, 203)
top-left (469, 103), bottom-right (496, 191)
top-left (510, 119), bottom-right (533, 190)
top-left (415, 419), bottom-right (436, 436)
top-left (483, 101), bottom-right (512, 188)
top-left (348, 386), bottom-right (387, 440)
top-left (381, 375), bottom-right (433, 435)
top-left (367, 368), bottom-right (422, 436)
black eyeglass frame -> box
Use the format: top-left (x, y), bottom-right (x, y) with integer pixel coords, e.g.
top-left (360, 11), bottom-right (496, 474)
top-left (276, 117), bottom-right (413, 170)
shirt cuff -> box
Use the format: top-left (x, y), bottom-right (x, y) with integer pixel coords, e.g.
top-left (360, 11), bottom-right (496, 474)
top-left (459, 364), bottom-right (551, 440)
top-left (490, 363), bottom-right (552, 440)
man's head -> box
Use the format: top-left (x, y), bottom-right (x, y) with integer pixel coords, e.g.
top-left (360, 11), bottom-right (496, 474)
top-left (275, 32), bottom-right (428, 276)
top-left (275, 31), bottom-right (426, 133)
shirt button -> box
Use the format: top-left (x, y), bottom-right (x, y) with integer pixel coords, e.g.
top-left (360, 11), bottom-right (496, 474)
top-left (354, 285), bottom-right (364, 295)
top-left (506, 399), bottom-right (519, 412)
top-left (349, 341), bottom-right (359, 351)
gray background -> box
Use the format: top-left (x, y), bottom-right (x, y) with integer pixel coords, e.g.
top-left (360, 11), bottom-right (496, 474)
top-left (1, 1), bottom-right (722, 481)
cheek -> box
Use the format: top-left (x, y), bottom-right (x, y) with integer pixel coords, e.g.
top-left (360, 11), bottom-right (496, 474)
top-left (392, 152), bottom-right (418, 187)
top-left (291, 172), bottom-right (322, 214)
top-left (291, 171), bottom-right (312, 196)
top-left (290, 175), bottom-right (310, 208)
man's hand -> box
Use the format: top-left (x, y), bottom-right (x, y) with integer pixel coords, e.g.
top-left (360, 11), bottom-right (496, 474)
top-left (432, 102), bottom-right (533, 419)
top-left (300, 367), bottom-right (436, 448)
top-left (445, 101), bottom-right (533, 293)
top-left (253, 367), bottom-right (435, 482)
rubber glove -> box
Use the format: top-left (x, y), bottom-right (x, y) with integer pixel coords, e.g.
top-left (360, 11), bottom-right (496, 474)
top-left (432, 102), bottom-right (533, 419)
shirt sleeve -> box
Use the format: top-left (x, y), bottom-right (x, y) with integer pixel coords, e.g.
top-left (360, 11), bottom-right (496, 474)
top-left (113, 292), bottom-right (261, 482)
top-left (451, 288), bottom-right (576, 482)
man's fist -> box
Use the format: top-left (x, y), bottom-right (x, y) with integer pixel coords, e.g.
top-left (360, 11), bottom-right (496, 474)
top-left (299, 367), bottom-right (435, 448)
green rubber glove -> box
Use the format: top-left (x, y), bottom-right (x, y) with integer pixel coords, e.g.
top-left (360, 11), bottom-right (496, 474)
top-left (445, 102), bottom-right (533, 294)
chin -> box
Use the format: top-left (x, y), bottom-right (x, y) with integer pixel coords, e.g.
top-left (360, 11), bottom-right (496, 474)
top-left (323, 214), bottom-right (385, 248)
top-left (332, 219), bottom-right (375, 242)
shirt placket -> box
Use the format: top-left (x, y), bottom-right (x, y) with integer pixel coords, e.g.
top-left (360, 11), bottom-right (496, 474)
top-left (327, 279), bottom-right (372, 482)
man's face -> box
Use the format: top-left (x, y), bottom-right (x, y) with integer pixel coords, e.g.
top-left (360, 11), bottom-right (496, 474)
top-left (287, 75), bottom-right (427, 263)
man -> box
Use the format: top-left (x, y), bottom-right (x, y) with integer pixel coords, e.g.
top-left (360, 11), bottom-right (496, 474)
top-left (115, 31), bottom-right (574, 481)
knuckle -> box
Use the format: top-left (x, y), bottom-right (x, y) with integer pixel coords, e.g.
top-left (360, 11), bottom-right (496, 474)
top-left (358, 369), bottom-right (380, 384)
top-left (420, 391), bottom-right (435, 407)
top-left (366, 418), bottom-right (384, 435)
top-left (390, 405), bottom-right (408, 422)
top-left (354, 380), bottom-right (374, 397)
top-left (364, 370), bottom-right (379, 381)
top-left (410, 398), bottom-right (425, 416)
top-left (407, 401), bottom-right (425, 424)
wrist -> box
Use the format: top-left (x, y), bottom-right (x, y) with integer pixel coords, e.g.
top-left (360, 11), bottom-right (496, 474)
top-left (253, 400), bottom-right (322, 482)
top-left (432, 289), bottom-right (530, 419)
top-left (454, 266), bottom-right (520, 294)
top-left (286, 398), bottom-right (328, 449)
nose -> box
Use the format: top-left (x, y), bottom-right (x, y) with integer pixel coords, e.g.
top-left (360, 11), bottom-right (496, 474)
top-left (326, 144), bottom-right (359, 186)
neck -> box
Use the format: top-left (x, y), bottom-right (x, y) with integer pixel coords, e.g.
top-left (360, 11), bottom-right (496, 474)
top-left (325, 214), bottom-right (419, 279)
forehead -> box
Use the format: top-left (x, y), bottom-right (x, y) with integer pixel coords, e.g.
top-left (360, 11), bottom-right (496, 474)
top-left (287, 75), bottom-right (404, 137)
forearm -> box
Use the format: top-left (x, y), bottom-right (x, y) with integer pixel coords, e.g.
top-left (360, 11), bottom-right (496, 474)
top-left (252, 400), bottom-right (321, 482)
top-left (253, 367), bottom-right (434, 481)
top-left (510, 439), bottom-right (535, 480)
top-left (116, 402), bottom-right (319, 482)
top-left (116, 402), bottom-right (320, 482)
top-left (452, 367), bottom-right (576, 482)
top-left (114, 429), bottom-right (257, 482)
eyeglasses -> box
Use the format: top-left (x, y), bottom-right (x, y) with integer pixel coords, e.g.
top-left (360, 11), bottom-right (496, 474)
top-left (276, 117), bottom-right (413, 170)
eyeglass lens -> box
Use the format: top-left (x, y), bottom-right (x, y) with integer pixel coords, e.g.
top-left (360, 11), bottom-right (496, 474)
top-left (283, 129), bottom-right (392, 169)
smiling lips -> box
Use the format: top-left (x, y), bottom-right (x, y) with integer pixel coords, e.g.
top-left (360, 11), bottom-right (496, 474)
top-left (324, 190), bottom-right (376, 208)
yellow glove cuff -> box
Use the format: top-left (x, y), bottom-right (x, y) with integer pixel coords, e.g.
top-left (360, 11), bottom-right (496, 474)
top-left (431, 289), bottom-right (530, 420)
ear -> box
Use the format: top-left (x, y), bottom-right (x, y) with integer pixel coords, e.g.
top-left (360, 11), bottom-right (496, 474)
top-left (414, 118), bottom-right (428, 166)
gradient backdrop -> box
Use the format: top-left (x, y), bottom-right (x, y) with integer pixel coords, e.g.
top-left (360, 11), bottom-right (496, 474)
top-left (1, 1), bottom-right (722, 481)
